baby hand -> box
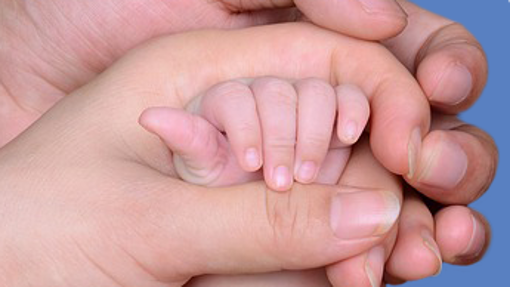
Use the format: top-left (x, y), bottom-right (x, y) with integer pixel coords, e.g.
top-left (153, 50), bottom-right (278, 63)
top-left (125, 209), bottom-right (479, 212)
top-left (140, 77), bottom-right (369, 191)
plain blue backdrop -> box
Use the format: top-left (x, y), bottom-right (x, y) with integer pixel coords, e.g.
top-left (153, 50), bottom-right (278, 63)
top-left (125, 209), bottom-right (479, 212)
top-left (403, 1), bottom-right (509, 286)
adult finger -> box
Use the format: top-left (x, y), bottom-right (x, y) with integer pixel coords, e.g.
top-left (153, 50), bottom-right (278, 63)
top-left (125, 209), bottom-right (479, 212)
top-left (223, 0), bottom-right (408, 40)
top-left (326, 135), bottom-right (400, 287)
top-left (129, 136), bottom-right (401, 281)
top-left (435, 206), bottom-right (491, 266)
top-left (384, 204), bottom-right (491, 285)
top-left (139, 175), bottom-right (401, 281)
top-left (328, 247), bottom-right (388, 287)
top-left (126, 23), bottom-right (430, 178)
top-left (185, 269), bottom-right (330, 287)
top-left (385, 189), bottom-right (442, 281)
top-left (405, 114), bottom-right (498, 205)
top-left (382, 0), bottom-right (488, 113)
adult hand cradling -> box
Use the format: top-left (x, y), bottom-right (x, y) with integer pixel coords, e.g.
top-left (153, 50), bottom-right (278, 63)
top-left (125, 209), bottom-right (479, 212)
top-left (0, 0), bottom-right (496, 286)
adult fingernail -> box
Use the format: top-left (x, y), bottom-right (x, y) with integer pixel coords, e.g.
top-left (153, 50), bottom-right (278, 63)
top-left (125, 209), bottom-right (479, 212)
top-left (432, 64), bottom-right (472, 106)
top-left (245, 148), bottom-right (261, 170)
top-left (418, 138), bottom-right (468, 190)
top-left (422, 230), bottom-right (442, 276)
top-left (407, 128), bottom-right (422, 179)
top-left (365, 247), bottom-right (385, 287)
top-left (330, 190), bottom-right (400, 240)
top-left (456, 214), bottom-right (486, 262)
top-left (358, 0), bottom-right (407, 17)
top-left (273, 165), bottom-right (292, 190)
top-left (295, 161), bottom-right (317, 183)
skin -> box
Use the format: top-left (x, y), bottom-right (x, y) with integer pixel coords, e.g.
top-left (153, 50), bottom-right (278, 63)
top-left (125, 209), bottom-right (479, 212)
top-left (140, 78), bottom-right (370, 190)
top-left (0, 23), bottom-right (492, 287)
top-left (0, 25), bottom-right (409, 286)
top-left (0, 0), bottom-right (496, 285)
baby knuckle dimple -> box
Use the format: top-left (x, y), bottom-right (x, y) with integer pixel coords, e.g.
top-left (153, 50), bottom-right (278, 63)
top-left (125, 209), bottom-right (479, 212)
top-left (297, 78), bottom-right (335, 99)
top-left (203, 81), bottom-right (252, 111)
top-left (253, 77), bottom-right (297, 106)
top-left (208, 80), bottom-right (251, 100)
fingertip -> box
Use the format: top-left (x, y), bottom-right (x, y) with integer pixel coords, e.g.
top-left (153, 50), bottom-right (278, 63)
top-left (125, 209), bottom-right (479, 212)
top-left (407, 127), bottom-right (496, 205)
top-left (267, 165), bottom-right (294, 192)
top-left (368, 75), bottom-right (429, 177)
top-left (415, 23), bottom-right (488, 113)
top-left (385, 191), bottom-right (442, 280)
top-left (335, 84), bottom-right (370, 146)
top-left (138, 106), bottom-right (170, 132)
top-left (386, 227), bottom-right (442, 280)
top-left (243, 147), bottom-right (263, 172)
top-left (435, 207), bottom-right (490, 265)
top-left (294, 160), bottom-right (318, 184)
top-left (371, 124), bottom-right (424, 177)
top-left (326, 247), bottom-right (385, 287)
top-left (412, 130), bottom-right (468, 191)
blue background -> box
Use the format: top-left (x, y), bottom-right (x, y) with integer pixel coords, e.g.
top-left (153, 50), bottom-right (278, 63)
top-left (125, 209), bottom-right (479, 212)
top-left (405, 1), bottom-right (509, 286)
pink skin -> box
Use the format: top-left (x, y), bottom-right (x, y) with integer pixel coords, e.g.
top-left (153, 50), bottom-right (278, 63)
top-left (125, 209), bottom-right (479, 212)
top-left (0, 0), bottom-right (495, 285)
top-left (139, 78), bottom-right (388, 286)
top-left (139, 77), bottom-right (369, 192)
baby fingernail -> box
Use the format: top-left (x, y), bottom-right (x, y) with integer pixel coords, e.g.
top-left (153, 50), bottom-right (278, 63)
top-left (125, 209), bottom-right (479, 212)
top-left (341, 120), bottom-right (359, 144)
top-left (330, 190), bottom-right (400, 240)
top-left (245, 148), bottom-right (261, 170)
top-left (296, 161), bottom-right (317, 183)
top-left (422, 230), bottom-right (443, 276)
top-left (407, 128), bottom-right (422, 179)
top-left (432, 64), bottom-right (472, 106)
top-left (418, 137), bottom-right (468, 190)
top-left (273, 165), bottom-right (292, 190)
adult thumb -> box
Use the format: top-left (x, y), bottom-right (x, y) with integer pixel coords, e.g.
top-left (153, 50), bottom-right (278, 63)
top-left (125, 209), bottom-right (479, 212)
top-left (141, 174), bottom-right (401, 282)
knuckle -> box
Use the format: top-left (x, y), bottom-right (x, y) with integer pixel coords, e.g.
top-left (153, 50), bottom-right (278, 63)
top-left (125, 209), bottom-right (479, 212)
top-left (253, 77), bottom-right (297, 107)
top-left (209, 80), bottom-right (251, 99)
top-left (265, 136), bottom-right (296, 153)
top-left (263, 186), bottom-right (311, 261)
top-left (299, 133), bottom-right (330, 152)
top-left (205, 80), bottom-right (253, 109)
top-left (297, 78), bottom-right (335, 100)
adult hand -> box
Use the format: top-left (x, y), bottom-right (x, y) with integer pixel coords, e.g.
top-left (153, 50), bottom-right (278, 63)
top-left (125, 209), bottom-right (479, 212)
top-left (0, 24), bottom-right (406, 286)
top-left (0, 0), bottom-right (407, 146)
top-left (0, 0), bottom-right (496, 283)
top-left (0, 0), bottom-right (495, 201)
